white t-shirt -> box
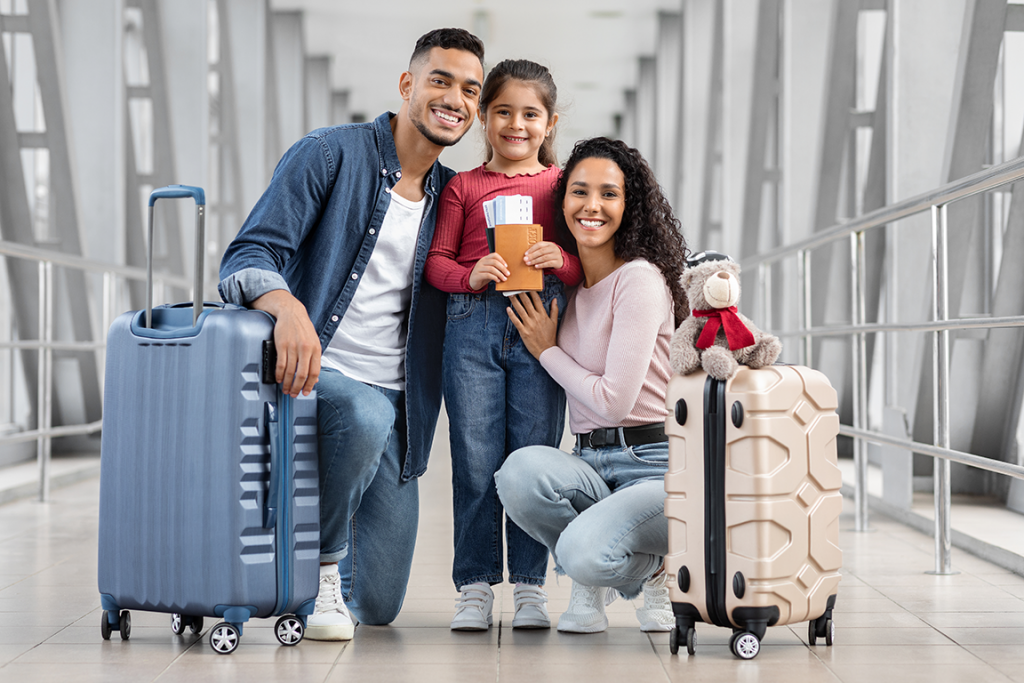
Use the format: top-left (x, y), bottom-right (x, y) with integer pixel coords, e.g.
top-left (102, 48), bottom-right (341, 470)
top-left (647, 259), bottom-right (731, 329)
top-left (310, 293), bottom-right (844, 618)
top-left (321, 190), bottom-right (426, 390)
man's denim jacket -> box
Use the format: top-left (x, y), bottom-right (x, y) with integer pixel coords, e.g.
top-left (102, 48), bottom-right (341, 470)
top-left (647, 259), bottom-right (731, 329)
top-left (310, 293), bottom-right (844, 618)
top-left (218, 112), bottom-right (453, 481)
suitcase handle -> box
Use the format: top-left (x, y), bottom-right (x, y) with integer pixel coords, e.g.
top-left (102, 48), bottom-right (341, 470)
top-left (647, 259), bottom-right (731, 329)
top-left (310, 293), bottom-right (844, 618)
top-left (146, 185), bottom-right (206, 329)
top-left (264, 401), bottom-right (280, 529)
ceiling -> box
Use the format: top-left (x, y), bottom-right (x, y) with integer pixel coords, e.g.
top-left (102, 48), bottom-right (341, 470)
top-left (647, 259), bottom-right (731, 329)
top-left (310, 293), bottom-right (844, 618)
top-left (269, 0), bottom-right (681, 172)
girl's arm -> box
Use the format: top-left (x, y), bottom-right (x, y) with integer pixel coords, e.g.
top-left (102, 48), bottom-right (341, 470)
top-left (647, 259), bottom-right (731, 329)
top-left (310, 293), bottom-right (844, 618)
top-left (551, 249), bottom-right (583, 287)
top-left (425, 178), bottom-right (478, 293)
top-left (517, 266), bottom-right (669, 425)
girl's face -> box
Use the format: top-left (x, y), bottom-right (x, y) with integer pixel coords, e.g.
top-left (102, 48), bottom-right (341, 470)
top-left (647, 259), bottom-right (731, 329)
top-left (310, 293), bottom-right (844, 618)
top-left (562, 157), bottom-right (626, 253)
top-left (481, 81), bottom-right (556, 166)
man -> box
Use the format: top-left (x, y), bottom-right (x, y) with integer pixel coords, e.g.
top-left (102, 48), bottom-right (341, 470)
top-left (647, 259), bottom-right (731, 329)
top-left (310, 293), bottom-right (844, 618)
top-left (218, 28), bottom-right (485, 640)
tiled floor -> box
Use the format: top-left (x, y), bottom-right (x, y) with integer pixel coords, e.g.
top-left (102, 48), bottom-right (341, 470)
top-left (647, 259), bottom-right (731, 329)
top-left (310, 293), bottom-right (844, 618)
top-left (2, 437), bottom-right (1024, 682)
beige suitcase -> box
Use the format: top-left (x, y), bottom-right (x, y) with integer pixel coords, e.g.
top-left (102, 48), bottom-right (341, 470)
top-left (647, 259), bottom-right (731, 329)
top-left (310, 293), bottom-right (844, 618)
top-left (663, 365), bottom-right (842, 659)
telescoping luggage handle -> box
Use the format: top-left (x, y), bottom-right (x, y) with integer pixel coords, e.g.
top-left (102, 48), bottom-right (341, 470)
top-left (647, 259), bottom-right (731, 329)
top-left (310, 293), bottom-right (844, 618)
top-left (146, 185), bottom-right (206, 328)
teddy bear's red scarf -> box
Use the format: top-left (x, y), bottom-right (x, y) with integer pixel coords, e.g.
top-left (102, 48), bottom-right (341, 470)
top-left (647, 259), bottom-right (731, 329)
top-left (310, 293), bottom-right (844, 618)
top-left (693, 307), bottom-right (756, 351)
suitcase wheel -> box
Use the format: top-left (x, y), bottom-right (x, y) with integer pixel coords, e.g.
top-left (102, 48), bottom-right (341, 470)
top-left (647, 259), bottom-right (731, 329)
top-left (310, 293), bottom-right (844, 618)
top-left (171, 614), bottom-right (205, 637)
top-left (730, 631), bottom-right (759, 659)
top-left (808, 615), bottom-right (835, 646)
top-left (100, 610), bottom-right (112, 641)
top-left (209, 622), bottom-right (241, 654)
top-left (275, 614), bottom-right (305, 646)
top-left (669, 627), bottom-right (679, 655)
top-left (118, 610), bottom-right (131, 641)
top-left (686, 627), bottom-right (696, 655)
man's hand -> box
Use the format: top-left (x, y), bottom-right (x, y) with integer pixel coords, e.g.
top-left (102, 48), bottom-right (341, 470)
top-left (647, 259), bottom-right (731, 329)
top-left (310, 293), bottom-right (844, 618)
top-left (524, 241), bottom-right (564, 270)
top-left (507, 292), bottom-right (558, 360)
top-left (250, 289), bottom-right (321, 397)
top-left (469, 253), bottom-right (510, 291)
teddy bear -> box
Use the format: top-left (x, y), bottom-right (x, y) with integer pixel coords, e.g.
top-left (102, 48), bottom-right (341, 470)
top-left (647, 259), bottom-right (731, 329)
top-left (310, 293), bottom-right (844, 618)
top-left (669, 251), bottom-right (782, 380)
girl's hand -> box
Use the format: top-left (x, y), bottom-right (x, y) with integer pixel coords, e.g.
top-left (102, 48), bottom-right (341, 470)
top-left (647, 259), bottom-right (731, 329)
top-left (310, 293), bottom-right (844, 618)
top-left (469, 253), bottom-right (510, 291)
top-left (524, 241), bottom-right (564, 270)
top-left (507, 292), bottom-right (558, 360)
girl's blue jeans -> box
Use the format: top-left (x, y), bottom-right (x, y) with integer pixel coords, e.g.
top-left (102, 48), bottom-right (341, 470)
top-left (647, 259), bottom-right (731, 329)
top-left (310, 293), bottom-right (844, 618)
top-left (495, 439), bottom-right (669, 600)
top-left (442, 276), bottom-right (567, 589)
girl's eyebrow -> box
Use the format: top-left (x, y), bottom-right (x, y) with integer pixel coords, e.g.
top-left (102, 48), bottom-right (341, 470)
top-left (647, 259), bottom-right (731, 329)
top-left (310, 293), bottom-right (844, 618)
top-left (492, 102), bottom-right (544, 111)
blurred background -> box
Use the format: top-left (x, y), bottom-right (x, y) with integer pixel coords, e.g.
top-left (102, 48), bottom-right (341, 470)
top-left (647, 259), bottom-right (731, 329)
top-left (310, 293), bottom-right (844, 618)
top-left (2, 0), bottom-right (1024, 566)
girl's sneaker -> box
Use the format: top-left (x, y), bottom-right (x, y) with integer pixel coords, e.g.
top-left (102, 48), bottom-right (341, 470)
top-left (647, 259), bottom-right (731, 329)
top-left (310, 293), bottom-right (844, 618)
top-left (305, 564), bottom-right (355, 641)
top-left (556, 581), bottom-right (608, 633)
top-left (635, 572), bottom-right (674, 632)
top-left (511, 584), bottom-right (550, 629)
top-left (451, 582), bottom-right (494, 630)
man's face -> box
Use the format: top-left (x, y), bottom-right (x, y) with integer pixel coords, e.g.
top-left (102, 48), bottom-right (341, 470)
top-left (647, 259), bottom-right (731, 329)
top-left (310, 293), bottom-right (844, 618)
top-left (403, 47), bottom-right (483, 147)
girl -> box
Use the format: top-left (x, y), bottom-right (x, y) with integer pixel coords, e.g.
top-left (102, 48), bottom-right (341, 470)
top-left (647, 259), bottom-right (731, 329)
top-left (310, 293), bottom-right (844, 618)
top-left (496, 137), bottom-right (688, 634)
top-left (424, 59), bottom-right (583, 631)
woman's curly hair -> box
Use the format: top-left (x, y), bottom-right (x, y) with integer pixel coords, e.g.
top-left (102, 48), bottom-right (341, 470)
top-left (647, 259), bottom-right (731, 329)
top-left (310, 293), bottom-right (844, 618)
top-left (554, 137), bottom-right (689, 325)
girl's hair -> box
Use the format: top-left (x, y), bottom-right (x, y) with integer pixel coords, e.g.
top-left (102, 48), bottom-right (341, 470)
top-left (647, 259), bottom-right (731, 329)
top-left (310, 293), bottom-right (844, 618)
top-left (479, 59), bottom-right (558, 167)
top-left (554, 137), bottom-right (690, 326)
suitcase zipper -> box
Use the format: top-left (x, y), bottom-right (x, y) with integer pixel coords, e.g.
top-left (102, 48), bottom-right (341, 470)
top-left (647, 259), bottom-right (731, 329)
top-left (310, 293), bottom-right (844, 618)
top-left (703, 376), bottom-right (729, 627)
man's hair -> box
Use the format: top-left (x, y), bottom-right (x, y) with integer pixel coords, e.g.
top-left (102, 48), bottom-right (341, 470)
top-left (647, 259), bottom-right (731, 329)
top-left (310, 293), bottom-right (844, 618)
top-left (409, 28), bottom-right (484, 69)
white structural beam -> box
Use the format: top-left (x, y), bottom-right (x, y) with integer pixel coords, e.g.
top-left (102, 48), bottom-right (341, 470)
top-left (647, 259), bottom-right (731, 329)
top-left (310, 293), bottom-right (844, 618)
top-left (225, 0), bottom-right (269, 215)
top-left (654, 11), bottom-right (683, 209)
top-left (305, 55), bottom-right (331, 132)
top-left (635, 56), bottom-right (657, 166)
top-left (271, 10), bottom-right (305, 148)
top-left (682, 0), bottom-right (720, 249)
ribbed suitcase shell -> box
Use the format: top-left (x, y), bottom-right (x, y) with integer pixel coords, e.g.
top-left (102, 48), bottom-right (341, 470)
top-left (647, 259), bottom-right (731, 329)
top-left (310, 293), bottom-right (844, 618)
top-left (664, 365), bottom-right (842, 634)
top-left (97, 305), bottom-right (319, 620)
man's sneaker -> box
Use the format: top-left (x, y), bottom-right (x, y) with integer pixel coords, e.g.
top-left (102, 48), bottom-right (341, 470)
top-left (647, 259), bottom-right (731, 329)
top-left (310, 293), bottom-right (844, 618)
top-left (635, 572), bottom-right (674, 632)
top-left (556, 581), bottom-right (608, 633)
top-left (511, 584), bottom-right (550, 629)
top-left (451, 582), bottom-right (494, 631)
top-left (305, 564), bottom-right (355, 641)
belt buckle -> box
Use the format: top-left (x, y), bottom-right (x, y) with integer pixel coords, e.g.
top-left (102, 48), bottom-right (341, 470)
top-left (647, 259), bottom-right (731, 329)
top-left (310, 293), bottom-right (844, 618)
top-left (587, 431), bottom-right (597, 449)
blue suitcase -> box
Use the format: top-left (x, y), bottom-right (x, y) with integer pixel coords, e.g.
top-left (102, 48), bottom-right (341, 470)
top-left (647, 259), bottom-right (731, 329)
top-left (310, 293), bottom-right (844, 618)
top-left (97, 186), bottom-right (319, 654)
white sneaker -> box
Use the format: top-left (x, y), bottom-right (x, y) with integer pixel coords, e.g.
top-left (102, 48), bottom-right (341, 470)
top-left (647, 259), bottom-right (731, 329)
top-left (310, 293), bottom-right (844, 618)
top-left (451, 583), bottom-right (493, 631)
top-left (305, 564), bottom-right (354, 641)
top-left (511, 584), bottom-right (550, 629)
top-left (557, 581), bottom-right (608, 633)
top-left (635, 572), bottom-right (674, 632)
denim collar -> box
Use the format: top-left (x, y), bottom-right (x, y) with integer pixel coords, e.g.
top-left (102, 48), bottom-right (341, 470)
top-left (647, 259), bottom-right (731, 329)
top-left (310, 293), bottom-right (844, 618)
top-left (373, 111), bottom-right (440, 196)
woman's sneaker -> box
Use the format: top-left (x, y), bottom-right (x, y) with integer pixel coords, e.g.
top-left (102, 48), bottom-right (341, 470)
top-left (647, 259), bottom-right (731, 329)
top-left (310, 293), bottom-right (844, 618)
top-left (450, 582), bottom-right (494, 630)
top-left (556, 581), bottom-right (608, 633)
top-left (511, 584), bottom-right (550, 629)
top-left (635, 572), bottom-right (674, 632)
top-left (305, 564), bottom-right (355, 641)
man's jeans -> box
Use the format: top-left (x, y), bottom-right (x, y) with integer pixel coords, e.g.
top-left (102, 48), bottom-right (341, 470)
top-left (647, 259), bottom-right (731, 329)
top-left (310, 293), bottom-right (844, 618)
top-left (316, 367), bottom-right (418, 624)
top-left (442, 277), bottom-right (567, 589)
top-left (495, 440), bottom-right (669, 599)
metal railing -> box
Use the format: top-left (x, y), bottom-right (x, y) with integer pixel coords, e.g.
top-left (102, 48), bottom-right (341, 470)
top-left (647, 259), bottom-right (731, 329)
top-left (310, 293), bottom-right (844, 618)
top-left (743, 154), bottom-right (1024, 575)
top-left (0, 238), bottom-right (191, 501)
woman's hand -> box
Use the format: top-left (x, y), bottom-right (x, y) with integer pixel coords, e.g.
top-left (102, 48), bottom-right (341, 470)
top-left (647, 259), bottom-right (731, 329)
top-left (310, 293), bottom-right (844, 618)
top-left (507, 292), bottom-right (559, 360)
top-left (524, 241), bottom-right (564, 270)
top-left (469, 253), bottom-right (509, 291)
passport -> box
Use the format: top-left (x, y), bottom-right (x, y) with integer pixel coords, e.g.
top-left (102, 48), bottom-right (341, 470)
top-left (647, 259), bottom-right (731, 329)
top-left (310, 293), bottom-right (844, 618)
top-left (494, 223), bottom-right (544, 292)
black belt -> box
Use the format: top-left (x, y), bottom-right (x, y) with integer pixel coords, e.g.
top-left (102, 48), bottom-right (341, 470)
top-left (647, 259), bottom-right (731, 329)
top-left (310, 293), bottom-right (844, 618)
top-left (576, 423), bottom-right (667, 449)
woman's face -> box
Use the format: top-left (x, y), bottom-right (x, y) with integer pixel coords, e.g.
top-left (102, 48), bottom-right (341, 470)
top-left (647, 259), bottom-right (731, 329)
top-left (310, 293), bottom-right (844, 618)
top-left (562, 156), bottom-right (626, 253)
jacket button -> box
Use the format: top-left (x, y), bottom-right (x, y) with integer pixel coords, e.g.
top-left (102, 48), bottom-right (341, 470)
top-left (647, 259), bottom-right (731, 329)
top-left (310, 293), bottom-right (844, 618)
top-left (385, 187), bottom-right (391, 194)
top-left (381, 168), bottom-right (387, 175)
top-left (351, 273), bottom-right (358, 280)
top-left (369, 228), bottom-right (376, 235)
top-left (331, 315), bottom-right (339, 322)
top-left (396, 171), bottom-right (402, 179)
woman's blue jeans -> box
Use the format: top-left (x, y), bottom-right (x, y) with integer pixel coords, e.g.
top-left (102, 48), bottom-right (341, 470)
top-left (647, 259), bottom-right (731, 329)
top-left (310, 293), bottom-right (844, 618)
top-left (442, 276), bottom-right (567, 589)
top-left (495, 439), bottom-right (669, 599)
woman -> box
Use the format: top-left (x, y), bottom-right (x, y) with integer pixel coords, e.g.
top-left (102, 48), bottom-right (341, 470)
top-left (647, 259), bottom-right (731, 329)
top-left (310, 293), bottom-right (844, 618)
top-left (496, 136), bottom-right (688, 633)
